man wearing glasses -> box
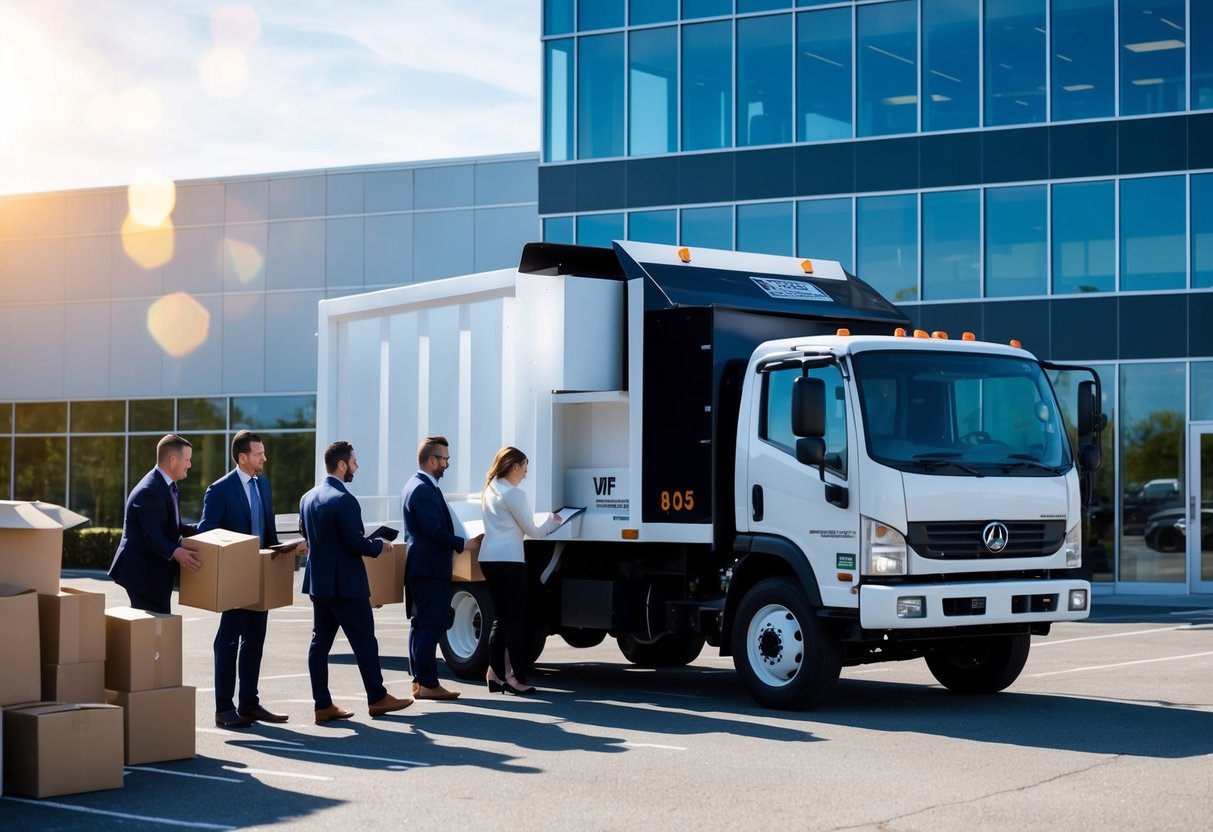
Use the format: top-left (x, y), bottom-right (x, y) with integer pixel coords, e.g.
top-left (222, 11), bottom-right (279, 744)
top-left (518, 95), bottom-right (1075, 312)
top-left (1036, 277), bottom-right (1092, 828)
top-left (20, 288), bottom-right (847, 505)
top-left (401, 435), bottom-right (481, 699)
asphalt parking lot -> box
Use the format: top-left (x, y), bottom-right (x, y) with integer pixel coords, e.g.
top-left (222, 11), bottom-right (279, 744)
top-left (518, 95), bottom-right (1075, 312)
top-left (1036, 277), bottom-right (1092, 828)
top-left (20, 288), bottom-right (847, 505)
top-left (3, 572), bottom-right (1212, 831)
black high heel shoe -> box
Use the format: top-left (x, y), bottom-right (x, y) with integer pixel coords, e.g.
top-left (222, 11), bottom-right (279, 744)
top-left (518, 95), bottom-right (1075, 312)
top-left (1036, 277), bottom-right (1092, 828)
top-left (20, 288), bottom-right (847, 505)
top-left (488, 678), bottom-right (508, 693)
top-left (503, 677), bottom-right (536, 695)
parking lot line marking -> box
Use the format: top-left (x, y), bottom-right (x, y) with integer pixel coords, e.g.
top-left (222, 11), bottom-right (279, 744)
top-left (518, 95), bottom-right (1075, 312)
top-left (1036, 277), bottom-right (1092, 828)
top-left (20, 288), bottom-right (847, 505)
top-left (622, 742), bottom-right (686, 751)
top-left (245, 743), bottom-right (430, 767)
top-left (126, 766), bottom-right (244, 783)
top-left (259, 672), bottom-right (314, 680)
top-left (1035, 625), bottom-right (1192, 646)
top-left (0, 796), bottom-right (236, 829)
top-left (223, 766), bottom-right (333, 781)
top-left (1030, 649), bottom-right (1213, 677)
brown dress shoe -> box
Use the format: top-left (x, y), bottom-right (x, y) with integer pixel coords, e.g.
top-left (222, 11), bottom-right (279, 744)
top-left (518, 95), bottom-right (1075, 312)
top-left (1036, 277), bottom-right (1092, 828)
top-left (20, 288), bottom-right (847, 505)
top-left (368, 693), bottom-right (413, 716)
top-left (415, 684), bottom-right (460, 700)
top-left (314, 704), bottom-right (355, 724)
top-left (239, 704), bottom-right (289, 723)
top-left (412, 681), bottom-right (420, 696)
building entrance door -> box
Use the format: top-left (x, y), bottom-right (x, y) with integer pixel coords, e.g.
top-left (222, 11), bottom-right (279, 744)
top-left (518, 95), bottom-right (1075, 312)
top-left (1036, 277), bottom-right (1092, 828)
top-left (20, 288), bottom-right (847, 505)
top-left (1185, 424), bottom-right (1213, 594)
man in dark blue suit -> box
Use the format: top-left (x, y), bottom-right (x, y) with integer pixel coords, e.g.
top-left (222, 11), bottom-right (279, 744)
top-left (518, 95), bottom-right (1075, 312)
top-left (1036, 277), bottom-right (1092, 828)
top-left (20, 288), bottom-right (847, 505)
top-left (109, 434), bottom-right (202, 614)
top-left (199, 430), bottom-right (303, 729)
top-left (402, 435), bottom-right (481, 700)
top-left (301, 440), bottom-right (411, 724)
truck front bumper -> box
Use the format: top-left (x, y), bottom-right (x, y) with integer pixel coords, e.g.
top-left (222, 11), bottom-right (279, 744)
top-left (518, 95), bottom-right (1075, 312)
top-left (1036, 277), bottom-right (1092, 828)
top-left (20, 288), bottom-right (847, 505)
top-left (858, 579), bottom-right (1091, 629)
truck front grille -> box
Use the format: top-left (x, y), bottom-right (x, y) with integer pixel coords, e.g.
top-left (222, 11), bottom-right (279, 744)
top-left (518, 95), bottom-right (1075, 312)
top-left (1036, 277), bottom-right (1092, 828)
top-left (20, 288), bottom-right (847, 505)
top-left (906, 521), bottom-right (1066, 559)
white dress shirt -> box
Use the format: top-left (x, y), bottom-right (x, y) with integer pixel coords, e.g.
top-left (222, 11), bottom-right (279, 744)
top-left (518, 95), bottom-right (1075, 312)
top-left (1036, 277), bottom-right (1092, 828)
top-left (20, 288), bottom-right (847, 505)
top-left (478, 478), bottom-right (559, 564)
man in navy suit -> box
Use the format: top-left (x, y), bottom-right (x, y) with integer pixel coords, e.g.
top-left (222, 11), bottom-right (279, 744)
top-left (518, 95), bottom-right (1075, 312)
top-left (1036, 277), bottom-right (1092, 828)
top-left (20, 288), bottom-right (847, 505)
top-left (199, 430), bottom-right (303, 728)
top-left (109, 434), bottom-right (202, 614)
top-left (401, 435), bottom-right (481, 700)
top-left (301, 440), bottom-right (411, 723)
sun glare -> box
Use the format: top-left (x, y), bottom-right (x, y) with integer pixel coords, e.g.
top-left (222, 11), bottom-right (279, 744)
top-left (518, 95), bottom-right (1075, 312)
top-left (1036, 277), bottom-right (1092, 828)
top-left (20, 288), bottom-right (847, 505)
top-left (0, 9), bottom-right (55, 151)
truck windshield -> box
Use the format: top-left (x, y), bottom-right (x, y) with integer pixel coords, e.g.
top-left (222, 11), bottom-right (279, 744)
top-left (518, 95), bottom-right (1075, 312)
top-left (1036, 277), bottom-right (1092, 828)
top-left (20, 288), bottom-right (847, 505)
top-left (851, 350), bottom-right (1072, 476)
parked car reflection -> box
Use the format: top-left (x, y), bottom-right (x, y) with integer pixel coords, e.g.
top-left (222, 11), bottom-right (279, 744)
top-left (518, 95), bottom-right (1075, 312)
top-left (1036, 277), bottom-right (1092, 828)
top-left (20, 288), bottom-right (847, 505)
top-left (1143, 504), bottom-right (1213, 553)
top-left (1123, 478), bottom-right (1182, 535)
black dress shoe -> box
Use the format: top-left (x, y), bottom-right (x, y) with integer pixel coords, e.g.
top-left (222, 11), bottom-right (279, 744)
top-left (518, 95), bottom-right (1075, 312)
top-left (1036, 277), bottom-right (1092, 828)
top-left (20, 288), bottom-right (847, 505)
top-left (238, 704), bottom-right (290, 723)
top-left (215, 709), bottom-right (254, 728)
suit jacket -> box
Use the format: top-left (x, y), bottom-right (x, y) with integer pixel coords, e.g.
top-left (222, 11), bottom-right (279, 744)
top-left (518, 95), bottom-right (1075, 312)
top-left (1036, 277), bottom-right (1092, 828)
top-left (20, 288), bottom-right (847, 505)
top-left (198, 468), bottom-right (281, 547)
top-left (401, 472), bottom-right (465, 580)
top-left (300, 475), bottom-right (383, 598)
top-left (108, 468), bottom-right (199, 599)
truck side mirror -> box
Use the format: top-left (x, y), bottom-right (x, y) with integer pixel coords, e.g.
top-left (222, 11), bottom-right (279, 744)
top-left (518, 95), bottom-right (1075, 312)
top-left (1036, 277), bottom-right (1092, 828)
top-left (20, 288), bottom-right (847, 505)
top-left (1077, 380), bottom-right (1106, 439)
top-left (796, 437), bottom-right (825, 467)
top-left (1078, 443), bottom-right (1101, 474)
top-left (792, 375), bottom-right (825, 438)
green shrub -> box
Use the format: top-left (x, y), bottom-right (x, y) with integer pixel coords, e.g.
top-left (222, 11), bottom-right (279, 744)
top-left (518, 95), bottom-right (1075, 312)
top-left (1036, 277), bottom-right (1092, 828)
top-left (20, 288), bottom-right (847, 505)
top-left (63, 527), bottom-right (123, 570)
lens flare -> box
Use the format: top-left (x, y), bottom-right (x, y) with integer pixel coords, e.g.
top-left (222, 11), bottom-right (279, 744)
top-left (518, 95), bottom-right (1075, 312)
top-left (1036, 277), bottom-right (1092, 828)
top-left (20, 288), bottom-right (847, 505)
top-left (223, 237), bottom-right (264, 284)
top-left (0, 9), bottom-right (55, 150)
top-left (211, 4), bottom-right (261, 50)
top-left (200, 47), bottom-right (249, 98)
top-left (127, 168), bottom-right (177, 226)
top-left (115, 86), bottom-right (162, 134)
top-left (121, 213), bottom-right (176, 269)
top-left (148, 292), bottom-right (210, 358)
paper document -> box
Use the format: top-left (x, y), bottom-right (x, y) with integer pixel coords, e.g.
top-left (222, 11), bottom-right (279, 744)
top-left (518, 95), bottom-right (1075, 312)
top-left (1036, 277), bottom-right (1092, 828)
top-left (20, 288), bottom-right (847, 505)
top-left (554, 506), bottom-right (586, 524)
top-left (269, 538), bottom-right (305, 553)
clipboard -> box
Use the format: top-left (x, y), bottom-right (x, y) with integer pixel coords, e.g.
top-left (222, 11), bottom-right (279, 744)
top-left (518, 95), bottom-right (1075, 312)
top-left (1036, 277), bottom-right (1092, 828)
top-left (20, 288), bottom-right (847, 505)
top-left (367, 525), bottom-right (399, 541)
top-left (553, 506), bottom-right (586, 524)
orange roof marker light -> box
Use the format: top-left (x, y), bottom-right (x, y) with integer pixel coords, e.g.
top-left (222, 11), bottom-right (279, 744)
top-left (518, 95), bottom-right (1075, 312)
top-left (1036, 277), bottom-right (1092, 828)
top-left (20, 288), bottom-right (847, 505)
top-left (893, 327), bottom-right (907, 337)
top-left (801, 259), bottom-right (814, 274)
top-left (1009, 339), bottom-right (1022, 349)
top-left (836, 328), bottom-right (851, 337)
top-left (962, 331), bottom-right (976, 341)
top-left (622, 528), bottom-right (640, 540)
top-left (913, 329), bottom-right (930, 338)
top-left (677, 247), bottom-right (692, 263)
top-left (931, 330), bottom-right (949, 339)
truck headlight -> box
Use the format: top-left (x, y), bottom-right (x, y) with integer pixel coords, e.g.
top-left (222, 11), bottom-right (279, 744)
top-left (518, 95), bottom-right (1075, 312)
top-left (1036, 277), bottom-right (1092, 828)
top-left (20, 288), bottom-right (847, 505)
top-left (862, 517), bottom-right (907, 576)
top-left (1063, 522), bottom-right (1082, 568)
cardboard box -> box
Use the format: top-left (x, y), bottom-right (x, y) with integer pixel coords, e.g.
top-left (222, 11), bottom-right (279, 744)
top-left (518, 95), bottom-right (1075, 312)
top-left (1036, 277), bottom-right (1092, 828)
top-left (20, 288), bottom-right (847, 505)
top-left (244, 547), bottom-right (295, 611)
top-left (38, 588), bottom-right (106, 664)
top-left (451, 545), bottom-right (485, 583)
top-left (0, 501), bottom-right (64, 596)
top-left (364, 541), bottom-right (406, 606)
top-left (2, 702), bottom-right (124, 798)
top-left (0, 586), bottom-right (41, 706)
top-left (180, 528), bottom-right (260, 612)
top-left (104, 606), bottom-right (182, 693)
top-left (105, 686), bottom-right (196, 765)
top-left (42, 662), bottom-right (106, 704)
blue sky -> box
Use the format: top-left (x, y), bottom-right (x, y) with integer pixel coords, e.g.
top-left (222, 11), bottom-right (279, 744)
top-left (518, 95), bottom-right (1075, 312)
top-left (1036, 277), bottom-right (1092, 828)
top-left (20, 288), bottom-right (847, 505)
top-left (0, 1), bottom-right (539, 196)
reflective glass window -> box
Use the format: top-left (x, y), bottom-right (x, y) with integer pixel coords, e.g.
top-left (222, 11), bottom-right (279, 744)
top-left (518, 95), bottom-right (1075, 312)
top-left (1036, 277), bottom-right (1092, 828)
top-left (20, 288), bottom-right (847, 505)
top-left (545, 0), bottom-right (574, 35)
top-left (857, 0), bottom-right (917, 137)
top-left (1120, 0), bottom-right (1186, 115)
top-left (175, 433), bottom-right (228, 522)
top-left (630, 0), bottom-right (676, 25)
top-left (1193, 362), bottom-right (1213, 422)
top-left (985, 185), bottom-right (1047, 298)
top-left (630, 27), bottom-right (678, 156)
top-left (738, 15), bottom-right (793, 147)
top-left (127, 435), bottom-right (160, 493)
top-left (544, 216), bottom-right (575, 244)
top-left (857, 193), bottom-right (918, 302)
top-left (178, 398), bottom-right (226, 431)
top-left (984, 0), bottom-right (1046, 126)
top-left (0, 438), bottom-right (9, 499)
top-left (16, 402), bottom-right (66, 434)
top-left (71, 401), bottom-right (125, 433)
top-left (762, 363), bottom-right (847, 478)
top-left (0, 404), bottom-right (10, 433)
top-left (922, 189), bottom-right (980, 300)
top-left (70, 435), bottom-right (125, 527)
top-left (629, 210), bottom-right (678, 244)
top-left (739, 0), bottom-right (790, 13)
top-left (682, 22), bottom-right (733, 150)
top-left (579, 0), bottom-right (623, 31)
top-left (1119, 361), bottom-right (1185, 583)
top-left (922, 0), bottom-right (979, 132)
top-left (796, 8), bottom-right (852, 141)
top-left (797, 198), bottom-right (853, 272)
top-left (737, 202), bottom-right (793, 255)
top-left (257, 432), bottom-right (317, 518)
top-left (578, 34), bottom-right (624, 159)
top-left (1195, 174), bottom-right (1213, 288)
top-left (682, 0), bottom-right (731, 19)
top-left (1195, 1), bottom-right (1213, 110)
top-left (545, 40), bottom-right (575, 163)
top-left (231, 395), bottom-right (316, 430)
top-left (15, 436), bottom-right (66, 504)
top-left (1120, 176), bottom-right (1185, 291)
top-left (576, 213), bottom-right (625, 247)
top-left (1053, 181), bottom-right (1115, 295)
top-left (1051, 0), bottom-right (1114, 121)
top-left (681, 206), bottom-right (734, 248)
top-left (130, 399), bottom-right (174, 432)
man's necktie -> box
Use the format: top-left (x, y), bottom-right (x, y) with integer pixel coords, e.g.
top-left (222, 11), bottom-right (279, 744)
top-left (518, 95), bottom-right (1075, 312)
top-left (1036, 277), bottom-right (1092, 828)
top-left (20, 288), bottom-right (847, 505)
top-left (170, 481), bottom-right (180, 528)
top-left (248, 477), bottom-right (264, 546)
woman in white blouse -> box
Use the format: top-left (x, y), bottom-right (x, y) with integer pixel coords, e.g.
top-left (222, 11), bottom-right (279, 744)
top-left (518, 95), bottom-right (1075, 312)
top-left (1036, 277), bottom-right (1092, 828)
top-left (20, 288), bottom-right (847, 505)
top-left (480, 446), bottom-right (562, 694)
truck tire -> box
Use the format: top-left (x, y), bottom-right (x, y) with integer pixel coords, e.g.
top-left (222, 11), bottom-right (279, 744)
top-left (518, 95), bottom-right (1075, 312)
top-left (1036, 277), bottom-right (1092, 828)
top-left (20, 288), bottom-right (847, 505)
top-left (924, 634), bottom-right (1030, 694)
top-left (439, 582), bottom-right (493, 680)
top-left (561, 629), bottom-right (607, 649)
top-left (616, 633), bottom-right (705, 667)
top-left (731, 577), bottom-right (840, 710)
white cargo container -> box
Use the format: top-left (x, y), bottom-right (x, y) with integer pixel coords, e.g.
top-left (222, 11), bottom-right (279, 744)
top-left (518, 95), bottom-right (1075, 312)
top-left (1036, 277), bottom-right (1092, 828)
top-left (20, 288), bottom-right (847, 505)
top-left (316, 241), bottom-right (1104, 709)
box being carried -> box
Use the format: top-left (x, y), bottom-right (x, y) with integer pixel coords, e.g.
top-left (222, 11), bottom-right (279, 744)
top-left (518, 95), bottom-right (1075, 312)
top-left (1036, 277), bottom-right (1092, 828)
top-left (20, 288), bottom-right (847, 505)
top-left (2, 702), bottom-right (124, 798)
top-left (244, 545), bottom-right (297, 611)
top-left (364, 538), bottom-right (406, 606)
top-left (180, 528), bottom-right (260, 611)
top-left (104, 606), bottom-right (182, 692)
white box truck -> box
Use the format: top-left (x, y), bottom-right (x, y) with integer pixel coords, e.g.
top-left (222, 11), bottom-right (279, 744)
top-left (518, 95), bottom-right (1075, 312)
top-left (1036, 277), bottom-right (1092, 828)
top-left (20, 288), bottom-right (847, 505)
top-left (316, 241), bottom-right (1104, 709)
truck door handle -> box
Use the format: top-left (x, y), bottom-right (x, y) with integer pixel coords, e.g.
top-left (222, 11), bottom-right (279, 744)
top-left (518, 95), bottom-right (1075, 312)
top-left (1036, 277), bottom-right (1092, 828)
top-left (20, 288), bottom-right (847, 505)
top-left (752, 484), bottom-right (764, 522)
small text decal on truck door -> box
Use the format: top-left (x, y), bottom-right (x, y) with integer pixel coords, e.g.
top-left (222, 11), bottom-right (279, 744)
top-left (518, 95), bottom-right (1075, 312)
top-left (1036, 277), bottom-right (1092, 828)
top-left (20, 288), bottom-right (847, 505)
top-left (749, 276), bottom-right (832, 302)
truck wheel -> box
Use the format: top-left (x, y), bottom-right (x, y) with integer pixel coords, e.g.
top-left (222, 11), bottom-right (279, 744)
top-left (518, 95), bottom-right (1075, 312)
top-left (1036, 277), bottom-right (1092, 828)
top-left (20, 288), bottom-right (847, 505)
top-left (617, 633), bottom-right (705, 667)
top-left (439, 582), bottom-right (493, 680)
top-left (924, 634), bottom-right (1030, 694)
top-left (561, 629), bottom-right (607, 649)
top-left (731, 577), bottom-right (840, 710)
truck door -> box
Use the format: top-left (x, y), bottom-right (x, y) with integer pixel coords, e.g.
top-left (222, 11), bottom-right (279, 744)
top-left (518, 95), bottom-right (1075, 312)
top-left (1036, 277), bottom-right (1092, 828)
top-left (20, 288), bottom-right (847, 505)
top-left (748, 361), bottom-right (861, 609)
